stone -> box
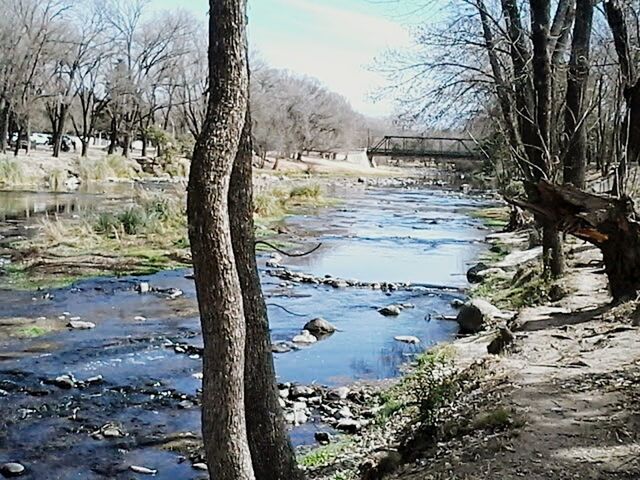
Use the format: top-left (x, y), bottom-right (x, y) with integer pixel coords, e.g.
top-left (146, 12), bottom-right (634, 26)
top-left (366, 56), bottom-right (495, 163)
top-left (359, 451), bottom-right (402, 480)
top-left (68, 320), bottom-right (96, 330)
top-left (102, 427), bottom-right (124, 438)
top-left (335, 406), bottom-right (353, 419)
top-left (290, 385), bottom-right (314, 398)
top-left (272, 342), bottom-right (293, 353)
top-left (278, 388), bottom-right (289, 399)
top-left (129, 465), bottom-right (157, 475)
top-left (327, 386), bottom-right (350, 400)
top-left (293, 402), bottom-right (308, 424)
top-left (451, 298), bottom-right (465, 308)
top-left (455, 298), bottom-right (502, 334)
top-left (192, 463), bottom-right (208, 471)
top-left (292, 330), bottom-right (317, 344)
top-left (487, 327), bottom-right (515, 355)
top-left (314, 431), bottom-right (331, 444)
top-left (378, 305), bottom-right (401, 316)
top-left (466, 263), bottom-right (489, 283)
top-left (336, 418), bottom-right (361, 433)
top-left (134, 316), bottom-right (147, 321)
top-left (52, 375), bottom-right (75, 389)
top-left (303, 318), bottom-right (337, 335)
top-left (136, 282), bottom-right (150, 293)
top-left (0, 462), bottom-right (25, 477)
top-left (394, 335), bottom-right (420, 344)
top-left (496, 246), bottom-right (543, 269)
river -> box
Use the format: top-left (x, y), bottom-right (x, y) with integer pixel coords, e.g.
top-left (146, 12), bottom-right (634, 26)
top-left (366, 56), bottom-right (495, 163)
top-left (0, 183), bottom-right (489, 479)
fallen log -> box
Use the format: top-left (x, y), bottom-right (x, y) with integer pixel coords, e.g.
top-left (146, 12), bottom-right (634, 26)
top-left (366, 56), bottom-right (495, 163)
top-left (509, 180), bottom-right (640, 300)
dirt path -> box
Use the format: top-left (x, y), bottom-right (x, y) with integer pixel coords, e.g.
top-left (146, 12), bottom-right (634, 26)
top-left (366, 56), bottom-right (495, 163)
top-left (393, 245), bottom-right (640, 480)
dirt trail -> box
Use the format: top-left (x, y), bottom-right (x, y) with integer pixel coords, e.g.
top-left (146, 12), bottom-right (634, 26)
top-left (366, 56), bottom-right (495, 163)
top-left (394, 244), bottom-right (640, 480)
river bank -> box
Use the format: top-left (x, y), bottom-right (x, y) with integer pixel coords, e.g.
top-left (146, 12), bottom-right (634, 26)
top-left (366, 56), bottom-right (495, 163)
top-left (307, 222), bottom-right (640, 480)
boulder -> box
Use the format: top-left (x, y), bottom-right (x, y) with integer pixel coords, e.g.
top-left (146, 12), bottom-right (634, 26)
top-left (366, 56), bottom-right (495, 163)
top-left (68, 320), bottom-right (96, 330)
top-left (314, 431), bottom-right (331, 444)
top-left (466, 263), bottom-right (489, 283)
top-left (290, 385), bottom-right (314, 398)
top-left (303, 318), bottom-right (337, 335)
top-left (378, 305), bottom-right (401, 316)
top-left (292, 330), bottom-right (317, 345)
top-left (336, 418), bottom-right (361, 433)
top-left (456, 298), bottom-right (502, 334)
top-left (327, 386), bottom-right (350, 400)
top-left (0, 462), bottom-right (25, 477)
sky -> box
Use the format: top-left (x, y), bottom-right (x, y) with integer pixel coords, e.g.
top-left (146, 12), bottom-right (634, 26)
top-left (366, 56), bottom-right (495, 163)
top-left (150, 0), bottom-right (418, 117)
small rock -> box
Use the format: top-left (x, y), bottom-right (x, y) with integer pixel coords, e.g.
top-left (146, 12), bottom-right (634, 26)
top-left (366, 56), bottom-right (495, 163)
top-left (292, 330), bottom-right (317, 344)
top-left (466, 263), bottom-right (489, 283)
top-left (327, 386), bottom-right (350, 400)
top-left (192, 372), bottom-right (203, 380)
top-left (52, 375), bottom-right (75, 389)
top-left (487, 326), bottom-right (515, 355)
top-left (85, 375), bottom-right (104, 385)
top-left (136, 282), bottom-right (150, 293)
top-left (278, 388), bottom-right (289, 399)
top-left (134, 316), bottom-right (147, 321)
top-left (271, 342), bottom-right (293, 353)
top-left (314, 431), bottom-right (331, 444)
top-left (102, 427), bottom-right (124, 438)
top-left (335, 406), bottom-right (353, 419)
top-left (378, 305), bottom-right (401, 316)
top-left (290, 385), bottom-right (314, 398)
top-left (192, 463), bottom-right (208, 471)
top-left (0, 462), bottom-right (25, 477)
top-left (68, 320), bottom-right (96, 330)
top-left (451, 298), bottom-right (465, 308)
top-left (336, 418), bottom-right (361, 433)
top-left (394, 335), bottom-right (420, 344)
top-left (129, 465), bottom-right (157, 475)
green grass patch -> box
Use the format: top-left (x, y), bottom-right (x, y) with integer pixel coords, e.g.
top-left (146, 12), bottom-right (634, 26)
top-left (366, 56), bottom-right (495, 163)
top-left (471, 206), bottom-right (510, 229)
top-left (299, 439), bottom-right (352, 468)
top-left (471, 266), bottom-right (552, 310)
top-left (14, 326), bottom-right (50, 338)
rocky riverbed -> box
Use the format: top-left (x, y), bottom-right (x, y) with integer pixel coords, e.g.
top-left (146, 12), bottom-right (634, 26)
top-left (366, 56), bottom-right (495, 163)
top-left (0, 181), bottom-right (494, 479)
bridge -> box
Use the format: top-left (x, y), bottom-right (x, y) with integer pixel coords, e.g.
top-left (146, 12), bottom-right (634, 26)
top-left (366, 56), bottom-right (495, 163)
top-left (366, 135), bottom-right (482, 163)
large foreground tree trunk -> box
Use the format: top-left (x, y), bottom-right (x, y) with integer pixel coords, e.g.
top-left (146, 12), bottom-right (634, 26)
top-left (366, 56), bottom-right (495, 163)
top-left (187, 0), bottom-right (255, 479)
top-left (513, 180), bottom-right (640, 300)
top-left (229, 108), bottom-right (303, 480)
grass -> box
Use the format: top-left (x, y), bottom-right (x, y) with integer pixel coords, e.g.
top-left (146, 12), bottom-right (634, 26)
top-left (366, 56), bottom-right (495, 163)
top-left (472, 266), bottom-right (552, 310)
top-left (14, 326), bottom-right (50, 338)
top-left (472, 407), bottom-right (525, 431)
top-left (299, 439), bottom-right (352, 468)
top-left (46, 168), bottom-right (68, 191)
top-left (78, 154), bottom-right (139, 182)
top-left (0, 156), bottom-right (28, 186)
top-left (471, 206), bottom-right (510, 229)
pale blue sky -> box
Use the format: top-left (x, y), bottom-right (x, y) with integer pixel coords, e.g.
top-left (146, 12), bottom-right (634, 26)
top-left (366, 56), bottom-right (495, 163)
top-left (150, 0), bottom-right (418, 116)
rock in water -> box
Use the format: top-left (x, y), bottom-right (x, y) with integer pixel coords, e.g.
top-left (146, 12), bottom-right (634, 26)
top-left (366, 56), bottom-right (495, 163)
top-left (0, 462), bottom-right (25, 477)
top-left (129, 465), bottom-right (157, 475)
top-left (290, 385), bottom-right (314, 398)
top-left (68, 320), bottom-right (96, 330)
top-left (455, 298), bottom-right (502, 334)
top-left (292, 330), bottom-right (317, 344)
top-left (394, 335), bottom-right (420, 344)
top-left (136, 282), bottom-right (150, 293)
top-left (192, 463), bottom-right (208, 471)
top-left (52, 375), bottom-right (75, 389)
top-left (303, 317), bottom-right (337, 335)
top-left (314, 431), bottom-right (331, 444)
top-left (378, 305), bottom-right (401, 316)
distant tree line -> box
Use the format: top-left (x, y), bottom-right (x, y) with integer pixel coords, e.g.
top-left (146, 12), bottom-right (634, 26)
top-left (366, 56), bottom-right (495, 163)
top-left (0, 0), bottom-right (382, 161)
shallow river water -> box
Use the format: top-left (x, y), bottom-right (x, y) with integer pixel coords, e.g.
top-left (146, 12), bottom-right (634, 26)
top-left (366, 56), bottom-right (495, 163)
top-left (0, 184), bottom-right (489, 479)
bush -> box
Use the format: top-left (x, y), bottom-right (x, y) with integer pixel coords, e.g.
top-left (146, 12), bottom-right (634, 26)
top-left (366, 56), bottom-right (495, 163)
top-left (79, 154), bottom-right (139, 182)
top-left (117, 207), bottom-right (146, 235)
top-left (289, 183), bottom-right (322, 199)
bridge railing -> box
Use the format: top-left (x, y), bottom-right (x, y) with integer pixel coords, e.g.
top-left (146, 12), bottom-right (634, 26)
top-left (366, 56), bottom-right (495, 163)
top-left (367, 135), bottom-right (480, 160)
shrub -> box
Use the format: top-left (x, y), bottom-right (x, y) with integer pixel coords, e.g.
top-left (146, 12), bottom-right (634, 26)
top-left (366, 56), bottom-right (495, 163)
top-left (117, 207), bottom-right (147, 235)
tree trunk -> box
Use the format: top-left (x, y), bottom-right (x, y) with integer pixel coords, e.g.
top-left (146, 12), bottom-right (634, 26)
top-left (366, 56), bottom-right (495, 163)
top-left (108, 116), bottom-right (117, 155)
top-left (563, 0), bottom-right (593, 189)
top-left (186, 0), bottom-right (255, 479)
top-left (81, 140), bottom-right (88, 157)
top-left (53, 103), bottom-right (69, 158)
top-left (0, 102), bottom-right (9, 154)
top-left (512, 180), bottom-right (640, 300)
top-left (229, 108), bottom-right (303, 480)
top-left (122, 132), bottom-right (131, 158)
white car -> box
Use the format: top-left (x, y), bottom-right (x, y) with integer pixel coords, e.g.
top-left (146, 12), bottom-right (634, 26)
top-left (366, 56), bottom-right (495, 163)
top-left (31, 133), bottom-right (51, 146)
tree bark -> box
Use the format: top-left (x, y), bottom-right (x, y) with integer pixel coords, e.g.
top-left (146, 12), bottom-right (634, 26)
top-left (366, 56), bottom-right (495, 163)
top-left (563, 0), bottom-right (593, 189)
top-left (108, 116), bottom-right (117, 155)
top-left (229, 107), bottom-right (304, 480)
top-left (187, 0), bottom-right (255, 479)
top-left (52, 103), bottom-right (69, 158)
top-left (0, 102), bottom-right (9, 154)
